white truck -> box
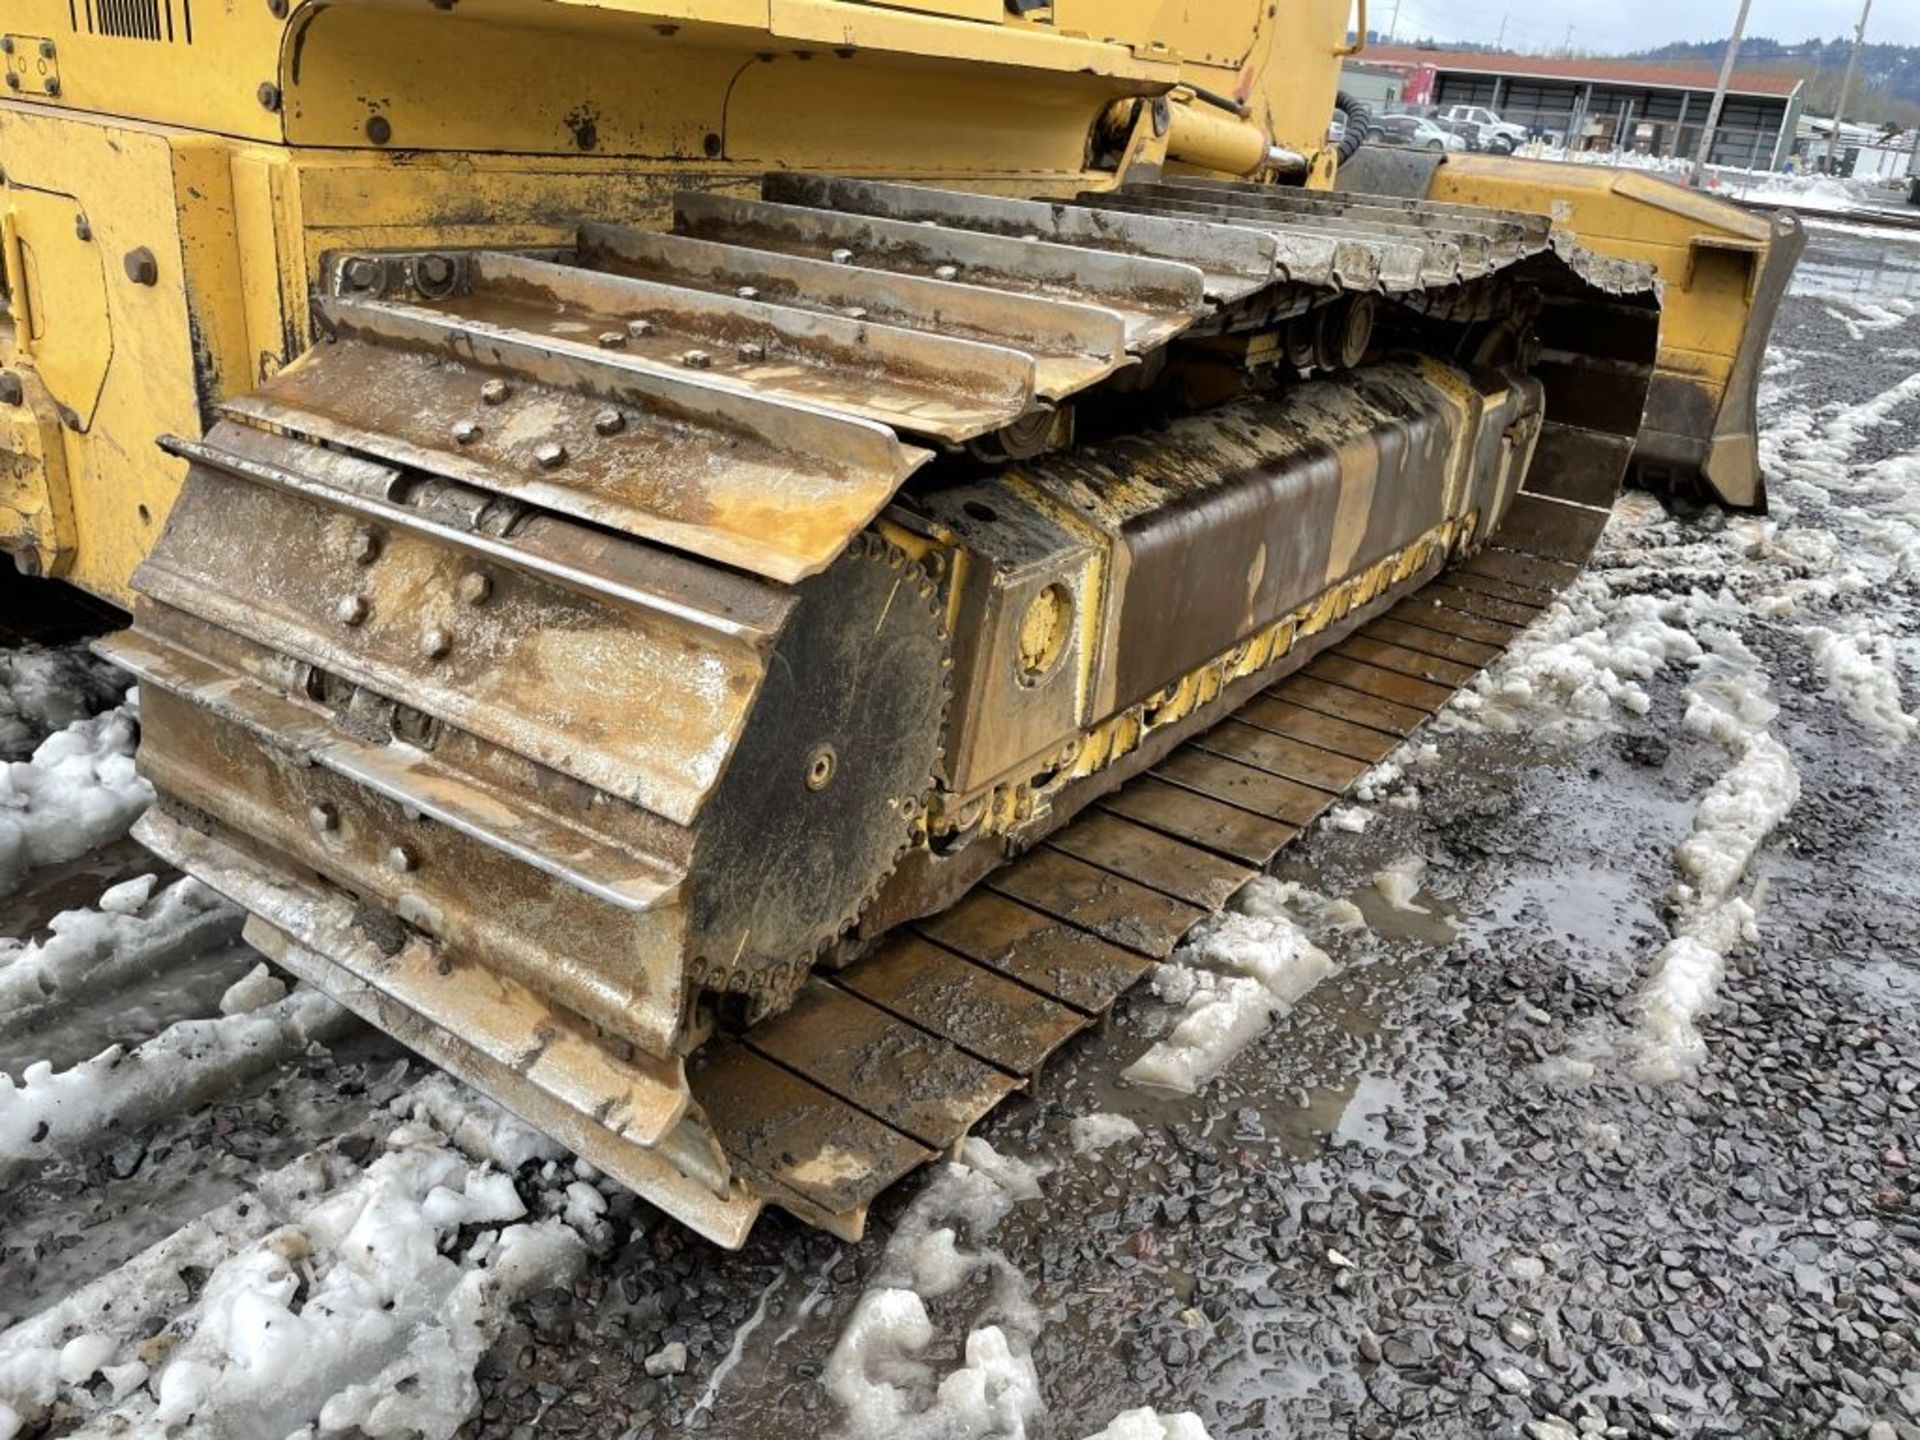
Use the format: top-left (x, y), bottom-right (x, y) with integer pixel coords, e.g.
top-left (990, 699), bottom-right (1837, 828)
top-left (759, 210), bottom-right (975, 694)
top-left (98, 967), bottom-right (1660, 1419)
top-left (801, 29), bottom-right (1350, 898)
top-left (1440, 104), bottom-right (1528, 154)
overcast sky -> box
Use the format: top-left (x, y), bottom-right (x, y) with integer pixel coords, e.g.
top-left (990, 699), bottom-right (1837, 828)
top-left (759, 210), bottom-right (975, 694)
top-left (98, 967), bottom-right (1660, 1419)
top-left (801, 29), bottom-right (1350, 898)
top-left (1382, 0), bottom-right (1917, 59)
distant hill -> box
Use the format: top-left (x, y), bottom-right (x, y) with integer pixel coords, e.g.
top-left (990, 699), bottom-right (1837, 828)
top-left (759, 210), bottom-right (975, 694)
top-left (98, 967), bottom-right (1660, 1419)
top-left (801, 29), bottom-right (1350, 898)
top-left (1630, 38), bottom-right (1920, 125)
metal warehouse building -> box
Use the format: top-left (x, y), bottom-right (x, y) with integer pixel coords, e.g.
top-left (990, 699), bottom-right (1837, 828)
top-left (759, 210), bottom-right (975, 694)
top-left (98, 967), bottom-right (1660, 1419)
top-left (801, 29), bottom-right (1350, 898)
top-left (1349, 47), bottom-right (1805, 169)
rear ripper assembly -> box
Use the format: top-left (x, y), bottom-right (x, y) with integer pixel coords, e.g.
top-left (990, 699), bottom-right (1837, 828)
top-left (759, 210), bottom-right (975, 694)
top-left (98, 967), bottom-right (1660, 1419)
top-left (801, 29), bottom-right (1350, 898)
top-left (103, 175), bottom-right (1659, 1246)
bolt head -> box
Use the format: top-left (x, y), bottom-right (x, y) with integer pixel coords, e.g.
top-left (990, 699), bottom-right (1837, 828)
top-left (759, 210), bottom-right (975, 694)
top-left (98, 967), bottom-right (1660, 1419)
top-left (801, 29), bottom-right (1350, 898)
top-left (415, 253), bottom-right (455, 291)
top-left (124, 248), bottom-right (160, 287)
top-left (597, 330), bottom-right (626, 349)
top-left (41, 77), bottom-right (58, 97)
top-left (457, 571), bottom-right (493, 605)
top-left (73, 215), bottom-right (91, 242)
top-left (257, 81), bottom-right (281, 111)
top-left (737, 342), bottom-right (765, 363)
top-left (309, 802), bottom-right (339, 833)
top-left (347, 527), bottom-right (381, 563)
top-left (681, 350), bottom-right (712, 370)
top-left (535, 441), bottom-right (568, 469)
top-left (420, 625), bottom-right (453, 659)
top-left (736, 285), bottom-right (760, 301)
top-left (933, 264), bottom-right (959, 281)
top-left (451, 419), bottom-right (480, 446)
top-left (626, 318), bottom-right (655, 338)
top-left (0, 373), bottom-right (21, 407)
top-left (0, 37), bottom-right (12, 52)
top-left (592, 408), bottom-right (625, 437)
top-left (386, 844), bottom-right (418, 874)
top-left (3, 74), bottom-right (17, 91)
top-left (480, 378), bottom-right (510, 405)
top-left (38, 38), bottom-right (54, 58)
top-left (829, 248), bottom-right (855, 265)
top-left (336, 594), bottom-right (370, 626)
top-left (342, 256), bottom-right (382, 292)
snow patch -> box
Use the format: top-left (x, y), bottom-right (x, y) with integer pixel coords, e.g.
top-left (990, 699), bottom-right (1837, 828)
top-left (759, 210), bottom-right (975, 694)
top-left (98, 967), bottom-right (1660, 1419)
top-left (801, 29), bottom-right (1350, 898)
top-left (1080, 1408), bottom-right (1214, 1440)
top-left (0, 706), bottom-right (152, 892)
top-left (1804, 624), bottom-right (1918, 744)
top-left (1371, 855), bottom-right (1431, 915)
top-left (1124, 889), bottom-right (1334, 1095)
top-left (0, 876), bottom-right (241, 1044)
top-left (1325, 804), bottom-right (1373, 834)
top-left (823, 1138), bottom-right (1050, 1440)
top-left (1068, 1112), bottom-right (1141, 1156)
top-left (0, 644), bottom-right (125, 761)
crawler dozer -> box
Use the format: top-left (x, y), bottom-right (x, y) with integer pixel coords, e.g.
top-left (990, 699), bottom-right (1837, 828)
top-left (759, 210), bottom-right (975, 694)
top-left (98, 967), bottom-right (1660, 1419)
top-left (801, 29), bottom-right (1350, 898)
top-left (1, 1), bottom-right (1800, 1244)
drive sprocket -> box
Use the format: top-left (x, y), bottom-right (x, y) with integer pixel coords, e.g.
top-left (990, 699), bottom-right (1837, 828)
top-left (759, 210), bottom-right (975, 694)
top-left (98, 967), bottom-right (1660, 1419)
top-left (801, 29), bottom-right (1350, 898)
top-left (685, 532), bottom-right (949, 1021)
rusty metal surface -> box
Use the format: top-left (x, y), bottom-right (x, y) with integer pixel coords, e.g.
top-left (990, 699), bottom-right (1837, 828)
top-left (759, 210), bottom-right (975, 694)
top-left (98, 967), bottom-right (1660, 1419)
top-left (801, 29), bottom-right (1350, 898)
top-left (744, 980), bottom-right (1020, 1149)
top-left (1045, 810), bottom-right (1254, 910)
top-left (915, 890), bottom-right (1153, 1015)
top-left (1097, 778), bottom-right (1299, 868)
top-left (231, 297), bottom-right (927, 586)
top-left (837, 934), bottom-right (1089, 1074)
top-left (1232, 695), bottom-right (1403, 764)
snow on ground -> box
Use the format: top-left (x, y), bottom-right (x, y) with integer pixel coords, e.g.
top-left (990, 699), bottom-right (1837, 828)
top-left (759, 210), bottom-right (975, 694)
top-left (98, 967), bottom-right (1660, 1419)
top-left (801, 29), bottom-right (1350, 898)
top-left (823, 1137), bottom-right (1049, 1439)
top-left (0, 645), bottom-right (125, 762)
top-left (0, 1085), bottom-right (590, 1440)
top-left (0, 877), bottom-right (241, 1053)
top-left (1123, 884), bottom-right (1336, 1095)
top-left (1078, 1409), bottom-right (1213, 1440)
top-left (0, 706), bottom-right (151, 892)
top-left (0, 985), bottom-right (350, 1184)
top-left (1803, 624), bottom-right (1918, 745)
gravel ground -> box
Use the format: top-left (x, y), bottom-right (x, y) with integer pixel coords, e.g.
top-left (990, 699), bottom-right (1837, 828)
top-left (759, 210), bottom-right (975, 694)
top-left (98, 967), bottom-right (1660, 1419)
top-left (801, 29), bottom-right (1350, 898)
top-left (450, 219), bottom-right (1920, 1440)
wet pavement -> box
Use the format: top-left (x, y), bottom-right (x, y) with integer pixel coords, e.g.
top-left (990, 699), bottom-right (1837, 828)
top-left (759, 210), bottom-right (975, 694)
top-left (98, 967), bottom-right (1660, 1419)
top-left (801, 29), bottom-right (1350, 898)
top-left (446, 220), bottom-right (1920, 1439)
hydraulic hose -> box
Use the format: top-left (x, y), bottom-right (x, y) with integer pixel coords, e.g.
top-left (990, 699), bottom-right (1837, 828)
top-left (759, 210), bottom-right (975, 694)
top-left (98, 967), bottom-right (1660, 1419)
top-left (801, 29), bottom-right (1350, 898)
top-left (1334, 90), bottom-right (1372, 163)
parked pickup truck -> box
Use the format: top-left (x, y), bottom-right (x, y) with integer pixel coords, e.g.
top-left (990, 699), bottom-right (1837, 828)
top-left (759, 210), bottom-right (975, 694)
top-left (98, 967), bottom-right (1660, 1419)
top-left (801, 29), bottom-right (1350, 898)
top-left (1440, 104), bottom-right (1528, 154)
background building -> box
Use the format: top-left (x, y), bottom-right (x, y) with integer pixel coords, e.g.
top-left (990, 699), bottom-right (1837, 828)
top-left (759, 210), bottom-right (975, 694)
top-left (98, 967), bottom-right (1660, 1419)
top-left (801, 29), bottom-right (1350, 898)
top-left (1346, 47), bottom-right (1805, 168)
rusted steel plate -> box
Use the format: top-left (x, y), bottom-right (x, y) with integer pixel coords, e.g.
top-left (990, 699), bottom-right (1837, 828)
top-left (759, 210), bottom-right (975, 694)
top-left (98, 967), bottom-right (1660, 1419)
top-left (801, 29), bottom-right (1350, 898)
top-left (1440, 570), bottom-right (1553, 610)
top-left (746, 980), bottom-right (1019, 1148)
top-left (1233, 695), bottom-right (1404, 764)
top-left (986, 848), bottom-right (1206, 959)
top-left (1152, 745), bottom-right (1337, 828)
top-left (838, 934), bottom-right (1089, 1073)
top-left (1190, 719), bottom-right (1372, 793)
top-left (1418, 581), bottom-right (1544, 629)
top-left (250, 295), bottom-right (926, 586)
top-left (673, 192), bottom-right (1204, 351)
top-left (1046, 810), bottom-right (1253, 911)
top-left (690, 1043), bottom-right (932, 1218)
top-left (458, 252), bottom-right (1037, 444)
top-left (916, 891), bottom-right (1154, 1015)
top-left (1491, 491), bottom-right (1614, 566)
top-left (138, 808), bottom-right (760, 1249)
top-left (1362, 617), bottom-right (1502, 669)
top-left (1334, 636), bottom-right (1479, 689)
top-left (1097, 776), bottom-right (1298, 867)
top-left (1304, 654), bottom-right (1455, 713)
top-left (1266, 674), bottom-right (1426, 738)
top-left (578, 221), bottom-right (1129, 401)
top-left (1081, 190), bottom-right (1443, 290)
top-left (1388, 595), bottom-right (1520, 648)
top-left (139, 441), bottom-right (767, 829)
top-left (1139, 177), bottom-right (1553, 245)
top-left (1463, 545), bottom-right (1584, 593)
top-left (763, 174), bottom-right (1279, 302)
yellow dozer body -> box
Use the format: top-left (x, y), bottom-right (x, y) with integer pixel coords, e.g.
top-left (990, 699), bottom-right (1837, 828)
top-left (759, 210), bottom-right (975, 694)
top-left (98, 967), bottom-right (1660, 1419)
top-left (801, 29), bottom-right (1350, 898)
top-left (0, 1), bottom-right (1800, 1245)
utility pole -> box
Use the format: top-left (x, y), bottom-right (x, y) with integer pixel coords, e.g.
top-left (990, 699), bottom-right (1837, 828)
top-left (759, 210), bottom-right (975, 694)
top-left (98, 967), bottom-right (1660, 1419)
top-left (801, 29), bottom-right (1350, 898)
top-left (1495, 12), bottom-right (1508, 49)
top-left (1562, 24), bottom-right (1574, 55)
top-left (1689, 0), bottom-right (1754, 187)
top-left (1387, 0), bottom-right (1401, 43)
top-left (1831, 0), bottom-right (1874, 170)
